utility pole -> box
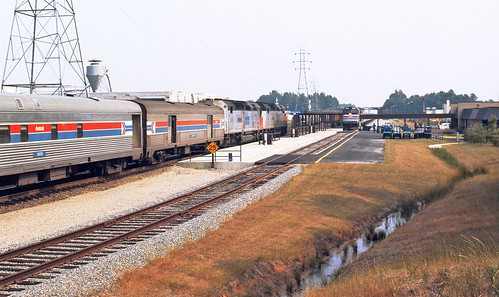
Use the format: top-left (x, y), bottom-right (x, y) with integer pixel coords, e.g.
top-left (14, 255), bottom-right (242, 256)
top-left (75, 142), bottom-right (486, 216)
top-left (2, 0), bottom-right (87, 96)
top-left (293, 49), bottom-right (311, 111)
top-left (311, 80), bottom-right (320, 111)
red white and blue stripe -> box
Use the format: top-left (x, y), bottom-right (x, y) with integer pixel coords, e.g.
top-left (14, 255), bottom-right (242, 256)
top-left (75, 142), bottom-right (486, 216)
top-left (148, 121), bottom-right (168, 134)
top-left (343, 114), bottom-right (359, 122)
top-left (6, 122), bottom-right (130, 143)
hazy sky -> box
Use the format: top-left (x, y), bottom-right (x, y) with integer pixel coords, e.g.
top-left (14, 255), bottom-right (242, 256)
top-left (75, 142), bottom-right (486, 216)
top-left (0, 0), bottom-right (498, 106)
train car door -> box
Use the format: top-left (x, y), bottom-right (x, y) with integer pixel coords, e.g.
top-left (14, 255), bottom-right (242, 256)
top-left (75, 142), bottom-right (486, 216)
top-left (207, 115), bottom-right (213, 139)
top-left (169, 115), bottom-right (177, 143)
top-left (132, 115), bottom-right (141, 148)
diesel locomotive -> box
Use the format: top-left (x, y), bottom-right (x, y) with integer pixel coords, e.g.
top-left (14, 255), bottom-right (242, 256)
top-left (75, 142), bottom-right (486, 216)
top-left (342, 107), bottom-right (360, 131)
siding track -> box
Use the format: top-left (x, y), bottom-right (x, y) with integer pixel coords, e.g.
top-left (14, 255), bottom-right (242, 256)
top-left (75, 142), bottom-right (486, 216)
top-left (0, 132), bottom-right (351, 295)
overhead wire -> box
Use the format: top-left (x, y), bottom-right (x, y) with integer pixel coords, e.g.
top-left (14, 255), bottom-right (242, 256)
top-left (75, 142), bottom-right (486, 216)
top-left (105, 0), bottom-right (252, 88)
top-left (125, 0), bottom-right (244, 77)
top-left (155, 0), bottom-right (258, 80)
top-left (186, 0), bottom-right (296, 92)
top-left (193, 0), bottom-right (291, 71)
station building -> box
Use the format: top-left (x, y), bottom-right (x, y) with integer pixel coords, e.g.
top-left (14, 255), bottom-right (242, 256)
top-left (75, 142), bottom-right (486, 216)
top-left (451, 102), bottom-right (499, 129)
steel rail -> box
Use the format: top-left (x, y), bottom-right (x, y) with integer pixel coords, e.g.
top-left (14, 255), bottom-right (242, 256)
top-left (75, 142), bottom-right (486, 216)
top-left (0, 132), bottom-right (349, 291)
top-left (0, 132), bottom-right (350, 263)
top-left (0, 154), bottom-right (205, 206)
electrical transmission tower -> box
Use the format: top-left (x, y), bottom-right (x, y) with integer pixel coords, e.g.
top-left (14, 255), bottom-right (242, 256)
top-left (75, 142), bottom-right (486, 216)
top-left (1, 0), bottom-right (87, 96)
top-left (293, 49), bottom-right (311, 110)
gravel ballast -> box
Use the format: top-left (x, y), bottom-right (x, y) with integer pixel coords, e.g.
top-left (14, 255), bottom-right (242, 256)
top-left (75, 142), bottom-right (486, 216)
top-left (0, 166), bottom-right (234, 253)
top-left (6, 165), bottom-right (302, 297)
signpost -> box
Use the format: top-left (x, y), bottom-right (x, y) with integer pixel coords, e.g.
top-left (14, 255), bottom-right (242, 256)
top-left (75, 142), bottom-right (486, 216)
top-left (207, 142), bottom-right (219, 168)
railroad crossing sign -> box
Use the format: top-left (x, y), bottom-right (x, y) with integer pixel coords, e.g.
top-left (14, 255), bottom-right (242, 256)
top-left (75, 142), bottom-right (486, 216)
top-left (207, 142), bottom-right (219, 154)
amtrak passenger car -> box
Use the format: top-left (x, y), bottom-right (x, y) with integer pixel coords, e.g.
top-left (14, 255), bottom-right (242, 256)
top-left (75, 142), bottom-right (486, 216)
top-left (0, 93), bottom-right (143, 187)
top-left (0, 93), bottom-right (286, 189)
top-left (132, 99), bottom-right (225, 163)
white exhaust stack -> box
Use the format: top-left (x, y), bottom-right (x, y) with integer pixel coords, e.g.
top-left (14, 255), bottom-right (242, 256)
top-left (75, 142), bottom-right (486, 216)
top-left (86, 60), bottom-right (112, 92)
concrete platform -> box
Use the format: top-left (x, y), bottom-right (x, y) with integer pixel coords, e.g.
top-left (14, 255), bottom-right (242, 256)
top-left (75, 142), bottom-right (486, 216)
top-left (178, 129), bottom-right (342, 170)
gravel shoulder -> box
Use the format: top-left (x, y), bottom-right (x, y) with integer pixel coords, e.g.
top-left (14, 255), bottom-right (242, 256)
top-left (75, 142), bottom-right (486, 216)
top-left (0, 166), bottom-right (234, 253)
top-left (7, 166), bottom-right (302, 297)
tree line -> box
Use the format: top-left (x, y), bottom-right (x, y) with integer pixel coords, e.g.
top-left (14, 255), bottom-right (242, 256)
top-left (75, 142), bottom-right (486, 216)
top-left (256, 90), bottom-right (339, 112)
top-left (255, 89), bottom-right (487, 113)
top-left (381, 89), bottom-right (478, 114)
top-left (464, 116), bottom-right (499, 146)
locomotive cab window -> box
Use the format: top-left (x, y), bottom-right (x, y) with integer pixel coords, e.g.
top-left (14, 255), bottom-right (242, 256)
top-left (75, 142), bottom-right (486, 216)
top-left (77, 124), bottom-right (83, 138)
top-left (0, 126), bottom-right (10, 144)
top-left (20, 125), bottom-right (28, 142)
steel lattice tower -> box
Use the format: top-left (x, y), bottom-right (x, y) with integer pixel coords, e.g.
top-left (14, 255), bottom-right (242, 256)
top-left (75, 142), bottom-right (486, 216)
top-left (293, 49), bottom-right (312, 110)
top-left (1, 0), bottom-right (87, 95)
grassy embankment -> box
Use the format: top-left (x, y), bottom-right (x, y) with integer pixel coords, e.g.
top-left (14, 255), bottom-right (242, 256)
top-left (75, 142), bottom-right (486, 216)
top-left (99, 140), bottom-right (466, 297)
top-left (307, 143), bottom-right (499, 297)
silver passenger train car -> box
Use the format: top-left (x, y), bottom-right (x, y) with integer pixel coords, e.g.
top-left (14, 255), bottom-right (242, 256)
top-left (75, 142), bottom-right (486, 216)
top-left (0, 93), bottom-right (287, 189)
top-left (0, 93), bottom-right (143, 187)
top-left (132, 98), bottom-right (225, 164)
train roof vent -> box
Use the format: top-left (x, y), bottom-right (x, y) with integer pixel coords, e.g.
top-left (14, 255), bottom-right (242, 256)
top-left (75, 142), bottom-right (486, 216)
top-left (32, 98), bottom-right (42, 110)
top-left (136, 96), bottom-right (167, 101)
top-left (14, 98), bottom-right (24, 110)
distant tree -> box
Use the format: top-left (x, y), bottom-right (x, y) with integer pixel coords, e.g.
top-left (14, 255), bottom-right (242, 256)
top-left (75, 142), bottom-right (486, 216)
top-left (257, 90), bottom-right (339, 111)
top-left (382, 89), bottom-right (478, 114)
top-left (487, 115), bottom-right (499, 146)
top-left (463, 116), bottom-right (499, 146)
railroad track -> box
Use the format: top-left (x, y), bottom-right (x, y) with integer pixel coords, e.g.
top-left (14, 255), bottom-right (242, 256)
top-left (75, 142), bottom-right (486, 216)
top-left (0, 132), bottom-right (352, 295)
top-left (0, 153), bottom-right (206, 207)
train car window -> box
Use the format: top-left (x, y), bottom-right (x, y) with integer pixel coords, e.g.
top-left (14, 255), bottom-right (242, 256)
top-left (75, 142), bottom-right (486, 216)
top-left (20, 125), bottom-right (28, 142)
top-left (51, 124), bottom-right (58, 140)
top-left (230, 107), bottom-right (233, 113)
top-left (0, 126), bottom-right (10, 143)
top-left (32, 99), bottom-right (42, 110)
top-left (14, 98), bottom-right (24, 110)
top-left (77, 124), bottom-right (83, 138)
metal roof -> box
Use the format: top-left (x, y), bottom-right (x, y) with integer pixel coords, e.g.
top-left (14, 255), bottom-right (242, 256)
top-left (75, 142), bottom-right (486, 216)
top-left (461, 107), bottom-right (499, 120)
top-left (484, 107), bottom-right (499, 120)
top-left (461, 108), bottom-right (474, 120)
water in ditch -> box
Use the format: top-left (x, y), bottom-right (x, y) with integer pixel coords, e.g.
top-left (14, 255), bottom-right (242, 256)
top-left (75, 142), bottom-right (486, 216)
top-left (296, 212), bottom-right (408, 296)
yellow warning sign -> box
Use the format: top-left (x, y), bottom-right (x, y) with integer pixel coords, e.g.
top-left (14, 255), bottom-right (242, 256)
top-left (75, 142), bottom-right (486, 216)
top-left (207, 142), bottom-right (219, 154)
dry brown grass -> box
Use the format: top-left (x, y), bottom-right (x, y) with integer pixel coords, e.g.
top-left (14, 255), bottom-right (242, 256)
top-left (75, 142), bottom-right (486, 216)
top-left (445, 143), bottom-right (499, 174)
top-left (307, 143), bottom-right (499, 297)
top-left (99, 140), bottom-right (457, 297)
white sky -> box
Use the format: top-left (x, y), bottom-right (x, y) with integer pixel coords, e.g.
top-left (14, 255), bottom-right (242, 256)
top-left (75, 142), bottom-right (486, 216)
top-left (0, 0), bottom-right (498, 106)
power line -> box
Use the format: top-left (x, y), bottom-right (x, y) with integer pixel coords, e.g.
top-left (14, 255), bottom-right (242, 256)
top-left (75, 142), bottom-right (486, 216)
top-left (105, 0), bottom-right (255, 89)
top-left (293, 49), bottom-right (312, 110)
top-left (155, 0), bottom-right (250, 77)
top-left (195, 1), bottom-right (290, 74)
